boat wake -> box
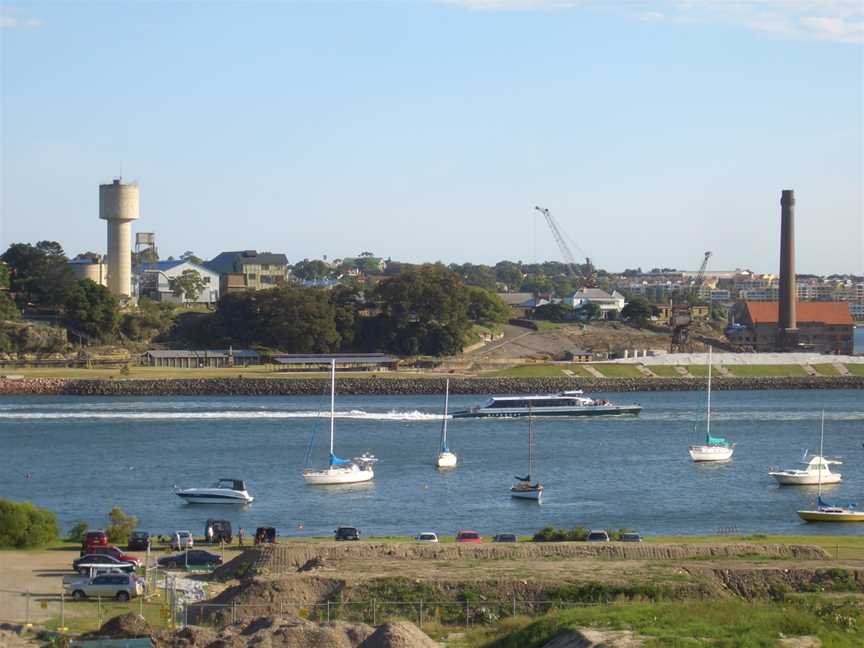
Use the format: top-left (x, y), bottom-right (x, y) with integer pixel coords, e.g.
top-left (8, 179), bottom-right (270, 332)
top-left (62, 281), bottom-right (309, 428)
top-left (0, 409), bottom-right (447, 422)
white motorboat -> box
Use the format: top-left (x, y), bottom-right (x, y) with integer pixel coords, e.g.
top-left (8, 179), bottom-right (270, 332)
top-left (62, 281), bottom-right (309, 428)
top-left (453, 391), bottom-right (640, 418)
top-left (303, 360), bottom-right (377, 486)
top-left (770, 455), bottom-right (842, 486)
top-left (511, 408), bottom-right (543, 502)
top-left (436, 379), bottom-right (457, 468)
top-left (688, 348), bottom-right (734, 463)
top-left (175, 479), bottom-right (254, 504)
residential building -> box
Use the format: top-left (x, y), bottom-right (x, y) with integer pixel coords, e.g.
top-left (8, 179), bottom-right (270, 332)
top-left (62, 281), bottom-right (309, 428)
top-left (566, 288), bottom-right (626, 319)
top-left (135, 260), bottom-right (220, 304)
top-left (726, 302), bottom-right (853, 354)
top-left (205, 250), bottom-right (289, 292)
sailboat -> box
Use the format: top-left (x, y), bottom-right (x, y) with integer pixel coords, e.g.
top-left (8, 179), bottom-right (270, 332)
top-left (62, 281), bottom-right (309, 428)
top-left (511, 407), bottom-right (543, 502)
top-left (797, 412), bottom-right (864, 522)
top-left (303, 360), bottom-right (377, 485)
top-left (688, 348), bottom-right (735, 462)
top-left (436, 379), bottom-right (457, 468)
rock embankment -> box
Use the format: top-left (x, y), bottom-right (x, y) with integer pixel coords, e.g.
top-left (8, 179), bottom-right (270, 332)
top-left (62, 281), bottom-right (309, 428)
top-left (1, 375), bottom-right (862, 396)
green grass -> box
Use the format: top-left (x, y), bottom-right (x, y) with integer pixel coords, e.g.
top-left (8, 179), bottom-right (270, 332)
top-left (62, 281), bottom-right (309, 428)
top-left (533, 320), bottom-right (563, 331)
top-left (464, 598), bottom-right (864, 648)
top-left (646, 366), bottom-right (684, 378)
top-left (812, 364), bottom-right (841, 376)
top-left (725, 364), bottom-right (809, 378)
top-left (592, 364), bottom-right (645, 379)
top-left (845, 364), bottom-right (864, 377)
top-left (489, 364), bottom-right (591, 378)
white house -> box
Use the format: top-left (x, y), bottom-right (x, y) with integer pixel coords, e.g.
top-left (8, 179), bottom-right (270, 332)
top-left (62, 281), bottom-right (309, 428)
top-left (134, 260), bottom-right (220, 304)
top-left (566, 288), bottom-right (626, 319)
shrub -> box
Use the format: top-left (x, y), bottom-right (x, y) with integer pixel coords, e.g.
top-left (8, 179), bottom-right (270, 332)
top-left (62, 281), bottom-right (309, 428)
top-left (105, 506), bottom-right (138, 545)
top-left (0, 499), bottom-right (60, 548)
top-left (66, 521), bottom-right (88, 543)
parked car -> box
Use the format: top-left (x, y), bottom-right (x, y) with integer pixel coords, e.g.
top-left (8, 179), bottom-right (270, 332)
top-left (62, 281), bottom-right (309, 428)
top-left (158, 550), bottom-right (223, 569)
top-left (255, 527), bottom-right (277, 545)
top-left (88, 545), bottom-right (140, 567)
top-left (456, 530), bottom-right (482, 544)
top-left (205, 519), bottom-right (232, 544)
top-left (415, 532), bottom-right (439, 543)
top-left (171, 530), bottom-right (194, 550)
top-left (334, 526), bottom-right (361, 541)
top-left (128, 531), bottom-right (150, 551)
top-left (493, 533), bottom-right (517, 543)
top-left (621, 532), bottom-right (643, 543)
top-left (80, 530), bottom-right (108, 555)
top-left (586, 529), bottom-right (610, 542)
top-left (65, 573), bottom-right (143, 602)
top-left (73, 554), bottom-right (136, 575)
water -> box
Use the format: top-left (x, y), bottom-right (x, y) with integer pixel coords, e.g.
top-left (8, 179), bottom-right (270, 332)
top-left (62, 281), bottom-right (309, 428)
top-left (1, 390), bottom-right (863, 539)
top-left (855, 326), bottom-right (864, 353)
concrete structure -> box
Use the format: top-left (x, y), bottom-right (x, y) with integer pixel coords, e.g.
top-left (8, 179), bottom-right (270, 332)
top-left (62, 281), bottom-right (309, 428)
top-left (727, 302), bottom-right (853, 354)
top-left (778, 189), bottom-right (797, 350)
top-left (205, 250), bottom-right (288, 292)
top-left (135, 259), bottom-right (220, 304)
top-left (99, 179), bottom-right (139, 298)
top-left (68, 256), bottom-right (107, 287)
top-left (272, 353), bottom-right (399, 372)
top-left (143, 349), bottom-right (260, 368)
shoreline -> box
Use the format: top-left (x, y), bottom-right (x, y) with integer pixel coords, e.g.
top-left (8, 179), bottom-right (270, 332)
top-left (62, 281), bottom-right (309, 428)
top-left (2, 374), bottom-right (863, 396)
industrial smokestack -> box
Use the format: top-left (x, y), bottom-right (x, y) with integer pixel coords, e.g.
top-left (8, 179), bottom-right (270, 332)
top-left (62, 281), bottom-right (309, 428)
top-left (778, 189), bottom-right (797, 349)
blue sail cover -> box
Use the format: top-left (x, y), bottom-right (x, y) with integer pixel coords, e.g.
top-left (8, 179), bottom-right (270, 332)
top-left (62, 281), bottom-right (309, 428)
top-left (817, 495), bottom-right (834, 509)
top-left (706, 433), bottom-right (728, 446)
top-left (330, 453), bottom-right (352, 466)
top-left (440, 442), bottom-right (450, 453)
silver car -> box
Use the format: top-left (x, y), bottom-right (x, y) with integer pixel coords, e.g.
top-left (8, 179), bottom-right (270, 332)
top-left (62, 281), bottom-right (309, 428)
top-left (65, 573), bottom-right (144, 601)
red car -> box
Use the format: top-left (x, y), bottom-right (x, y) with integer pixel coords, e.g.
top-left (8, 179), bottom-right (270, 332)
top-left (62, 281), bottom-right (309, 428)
top-left (456, 530), bottom-right (482, 544)
top-left (81, 530), bottom-right (108, 554)
top-left (82, 545), bottom-right (141, 567)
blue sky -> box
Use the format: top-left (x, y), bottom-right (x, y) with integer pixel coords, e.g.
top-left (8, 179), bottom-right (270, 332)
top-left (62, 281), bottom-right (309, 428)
top-left (1, 1), bottom-right (862, 274)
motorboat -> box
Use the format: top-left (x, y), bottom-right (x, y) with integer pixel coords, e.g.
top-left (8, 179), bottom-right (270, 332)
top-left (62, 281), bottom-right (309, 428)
top-left (688, 348), bottom-right (734, 463)
top-left (770, 455), bottom-right (842, 486)
top-left (303, 360), bottom-right (377, 485)
top-left (436, 379), bottom-right (457, 468)
top-left (511, 408), bottom-right (543, 503)
top-left (452, 391), bottom-right (640, 419)
top-left (175, 479), bottom-right (254, 504)
top-left (797, 412), bottom-right (862, 523)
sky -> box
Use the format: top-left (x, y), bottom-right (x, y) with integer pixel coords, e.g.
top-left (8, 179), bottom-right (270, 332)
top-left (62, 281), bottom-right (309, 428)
top-left (1, 1), bottom-right (862, 275)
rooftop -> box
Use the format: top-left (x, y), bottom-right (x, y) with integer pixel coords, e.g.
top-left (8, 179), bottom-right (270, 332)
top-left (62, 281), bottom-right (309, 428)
top-left (744, 301), bottom-right (854, 326)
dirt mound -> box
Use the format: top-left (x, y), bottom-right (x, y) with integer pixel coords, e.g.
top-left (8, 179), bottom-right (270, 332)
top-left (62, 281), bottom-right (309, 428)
top-left (189, 576), bottom-right (345, 626)
top-left (157, 617), bottom-right (374, 648)
top-left (153, 625), bottom-right (219, 647)
top-left (704, 567), bottom-right (864, 599)
top-left (88, 612), bottom-right (152, 639)
top-left (211, 547), bottom-right (266, 581)
top-left (542, 629), bottom-right (644, 647)
top-left (359, 621), bottom-right (438, 648)
top-left (0, 625), bottom-right (39, 647)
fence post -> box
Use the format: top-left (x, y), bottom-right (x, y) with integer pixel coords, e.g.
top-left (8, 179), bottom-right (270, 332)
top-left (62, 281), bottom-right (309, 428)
top-left (97, 596), bottom-right (102, 627)
top-left (327, 600), bottom-right (331, 623)
top-left (419, 600), bottom-right (423, 628)
top-left (184, 602), bottom-right (188, 628)
top-left (372, 599), bottom-right (377, 626)
top-left (232, 601), bottom-right (236, 624)
top-left (280, 600), bottom-right (283, 617)
top-left (465, 600), bottom-right (469, 630)
top-left (512, 595), bottom-right (517, 617)
top-left (60, 591), bottom-right (66, 632)
top-left (25, 588), bottom-right (31, 628)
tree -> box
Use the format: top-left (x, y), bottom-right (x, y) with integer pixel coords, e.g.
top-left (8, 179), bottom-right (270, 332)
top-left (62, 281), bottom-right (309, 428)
top-left (621, 297), bottom-right (654, 322)
top-left (0, 262), bottom-right (10, 290)
top-left (465, 286), bottom-right (509, 323)
top-left (1, 241), bottom-right (75, 308)
top-left (64, 279), bottom-right (119, 340)
top-left (579, 302), bottom-right (602, 321)
top-left (0, 499), bottom-right (59, 548)
top-left (450, 263), bottom-right (497, 291)
top-left (105, 506), bottom-right (138, 545)
top-left (494, 261), bottom-right (524, 291)
top-left (291, 259), bottom-right (332, 281)
top-left (169, 269), bottom-right (206, 301)
top-left (131, 247), bottom-right (159, 266)
top-left (0, 293), bottom-right (20, 321)
top-left (533, 302), bottom-right (575, 322)
top-left (180, 251), bottom-right (203, 265)
top-left (120, 298), bottom-right (176, 341)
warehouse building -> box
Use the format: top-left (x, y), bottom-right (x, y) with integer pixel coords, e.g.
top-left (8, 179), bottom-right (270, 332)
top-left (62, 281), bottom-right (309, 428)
top-left (727, 302), bottom-right (853, 354)
top-left (143, 349), bottom-right (261, 368)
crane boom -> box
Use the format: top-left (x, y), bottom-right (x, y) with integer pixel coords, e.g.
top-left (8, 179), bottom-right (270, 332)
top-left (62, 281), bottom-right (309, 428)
top-left (694, 251), bottom-right (712, 289)
top-left (534, 206), bottom-right (579, 270)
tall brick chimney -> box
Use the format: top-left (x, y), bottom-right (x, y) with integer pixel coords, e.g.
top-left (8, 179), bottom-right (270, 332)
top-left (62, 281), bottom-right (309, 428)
top-left (778, 189), bottom-right (798, 350)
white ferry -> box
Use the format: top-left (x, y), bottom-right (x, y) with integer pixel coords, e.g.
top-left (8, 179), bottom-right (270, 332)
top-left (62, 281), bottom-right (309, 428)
top-left (451, 391), bottom-right (641, 419)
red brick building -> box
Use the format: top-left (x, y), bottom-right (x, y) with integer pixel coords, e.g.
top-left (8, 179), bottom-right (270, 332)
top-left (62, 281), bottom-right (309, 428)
top-left (728, 302), bottom-right (853, 354)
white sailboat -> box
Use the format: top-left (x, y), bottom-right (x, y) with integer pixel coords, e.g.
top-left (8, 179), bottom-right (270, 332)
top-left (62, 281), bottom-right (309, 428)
top-left (511, 408), bottom-right (543, 502)
top-left (303, 360), bottom-right (377, 485)
top-left (797, 412), bottom-right (864, 522)
top-left (436, 379), bottom-right (457, 468)
top-left (688, 348), bottom-right (735, 462)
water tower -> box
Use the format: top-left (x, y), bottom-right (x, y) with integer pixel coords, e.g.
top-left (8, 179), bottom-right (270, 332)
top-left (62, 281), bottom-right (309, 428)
top-left (99, 178), bottom-right (139, 297)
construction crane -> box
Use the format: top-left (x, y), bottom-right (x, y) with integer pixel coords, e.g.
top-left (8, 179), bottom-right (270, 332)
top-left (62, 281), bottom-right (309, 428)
top-left (534, 206), bottom-right (595, 288)
top-left (669, 251), bottom-right (712, 353)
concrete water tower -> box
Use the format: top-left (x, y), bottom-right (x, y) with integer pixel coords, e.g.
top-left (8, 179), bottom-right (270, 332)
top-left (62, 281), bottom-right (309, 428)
top-left (99, 178), bottom-right (139, 297)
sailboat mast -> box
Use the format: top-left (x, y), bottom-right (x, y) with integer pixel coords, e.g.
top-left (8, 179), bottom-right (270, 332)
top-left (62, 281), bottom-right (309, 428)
top-left (818, 409), bottom-right (825, 497)
top-left (330, 359), bottom-right (335, 456)
top-left (528, 407), bottom-right (535, 479)
top-left (441, 379), bottom-right (450, 447)
top-left (706, 347), bottom-right (712, 437)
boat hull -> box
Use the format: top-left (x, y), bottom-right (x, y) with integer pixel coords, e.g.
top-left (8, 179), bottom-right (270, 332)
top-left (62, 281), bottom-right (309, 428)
top-left (689, 445), bottom-right (734, 462)
top-left (452, 405), bottom-right (641, 419)
top-left (771, 473), bottom-right (842, 486)
top-left (797, 509), bottom-right (864, 522)
top-left (510, 485), bottom-right (543, 501)
top-left (303, 467), bottom-right (374, 485)
top-left (175, 491), bottom-right (254, 505)
top-left (436, 452), bottom-right (457, 468)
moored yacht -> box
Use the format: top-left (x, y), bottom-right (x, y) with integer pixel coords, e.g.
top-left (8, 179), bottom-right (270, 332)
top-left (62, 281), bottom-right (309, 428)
top-left (453, 391), bottom-right (640, 419)
top-left (175, 479), bottom-right (254, 504)
top-left (770, 455), bottom-right (842, 486)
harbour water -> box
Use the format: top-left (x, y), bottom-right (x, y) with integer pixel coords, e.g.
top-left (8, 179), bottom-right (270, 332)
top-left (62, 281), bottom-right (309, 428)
top-left (1, 389), bottom-right (863, 538)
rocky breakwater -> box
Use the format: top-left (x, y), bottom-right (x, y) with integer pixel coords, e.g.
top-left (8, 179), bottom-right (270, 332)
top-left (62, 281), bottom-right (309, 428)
top-left (1, 374), bottom-right (863, 396)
